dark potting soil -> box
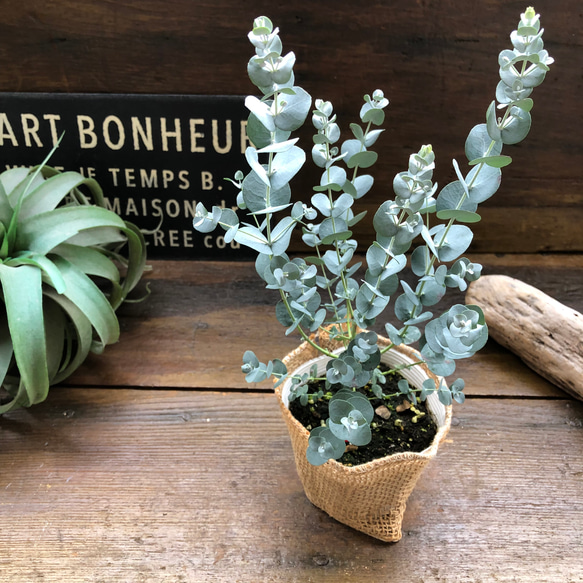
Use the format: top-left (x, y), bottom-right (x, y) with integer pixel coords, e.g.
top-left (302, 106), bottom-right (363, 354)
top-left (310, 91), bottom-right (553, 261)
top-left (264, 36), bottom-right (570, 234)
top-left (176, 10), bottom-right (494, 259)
top-left (288, 367), bottom-right (438, 466)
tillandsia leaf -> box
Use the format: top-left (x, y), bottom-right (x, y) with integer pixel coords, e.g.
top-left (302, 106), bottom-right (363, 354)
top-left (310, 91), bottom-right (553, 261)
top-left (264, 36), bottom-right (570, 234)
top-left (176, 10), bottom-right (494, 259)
top-left (0, 380), bottom-right (30, 415)
top-left (0, 310), bottom-right (14, 389)
top-left (50, 256), bottom-right (120, 351)
top-left (116, 221), bottom-right (148, 305)
top-left (43, 297), bottom-right (67, 381)
top-left (18, 172), bottom-right (103, 220)
top-left (0, 178), bottom-right (13, 227)
top-left (16, 206), bottom-right (127, 256)
top-left (0, 167), bottom-right (31, 206)
top-left (0, 264), bottom-right (49, 407)
top-left (6, 166), bottom-right (48, 208)
top-left (6, 252), bottom-right (66, 294)
top-left (42, 288), bottom-right (94, 384)
top-left (4, 143), bottom-right (66, 248)
top-left (55, 244), bottom-right (120, 282)
top-left (66, 225), bottom-right (128, 248)
top-left (0, 153), bottom-right (147, 413)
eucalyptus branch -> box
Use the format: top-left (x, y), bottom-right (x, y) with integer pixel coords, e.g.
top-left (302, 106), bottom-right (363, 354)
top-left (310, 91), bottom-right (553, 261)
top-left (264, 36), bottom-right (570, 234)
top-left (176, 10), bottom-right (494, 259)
top-left (192, 9), bottom-right (554, 466)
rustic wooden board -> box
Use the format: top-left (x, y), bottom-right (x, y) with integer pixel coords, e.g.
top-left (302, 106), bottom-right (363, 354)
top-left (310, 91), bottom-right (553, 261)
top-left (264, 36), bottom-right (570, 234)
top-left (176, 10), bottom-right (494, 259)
top-left (67, 255), bottom-right (583, 399)
top-left (1, 390), bottom-right (582, 582)
top-left (0, 0), bottom-right (580, 253)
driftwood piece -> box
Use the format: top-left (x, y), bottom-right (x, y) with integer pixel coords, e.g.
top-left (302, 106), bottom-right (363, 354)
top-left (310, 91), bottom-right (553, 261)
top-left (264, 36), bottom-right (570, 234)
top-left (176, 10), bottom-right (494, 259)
top-left (466, 275), bottom-right (583, 401)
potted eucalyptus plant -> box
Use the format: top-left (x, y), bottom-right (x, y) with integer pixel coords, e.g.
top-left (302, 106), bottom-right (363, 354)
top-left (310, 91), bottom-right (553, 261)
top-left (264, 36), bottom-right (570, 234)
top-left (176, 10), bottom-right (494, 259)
top-left (193, 7), bottom-right (553, 541)
top-left (0, 147), bottom-right (147, 414)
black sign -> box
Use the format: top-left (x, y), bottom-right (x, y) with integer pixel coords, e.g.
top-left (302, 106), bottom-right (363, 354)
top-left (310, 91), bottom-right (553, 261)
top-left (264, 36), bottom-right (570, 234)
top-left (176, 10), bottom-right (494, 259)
top-left (0, 92), bottom-right (252, 259)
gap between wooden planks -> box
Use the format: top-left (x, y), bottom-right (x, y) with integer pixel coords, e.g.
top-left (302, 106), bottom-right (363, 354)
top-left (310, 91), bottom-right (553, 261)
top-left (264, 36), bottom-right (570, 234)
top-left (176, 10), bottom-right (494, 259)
top-left (67, 254), bottom-right (583, 400)
top-left (0, 389), bottom-right (582, 582)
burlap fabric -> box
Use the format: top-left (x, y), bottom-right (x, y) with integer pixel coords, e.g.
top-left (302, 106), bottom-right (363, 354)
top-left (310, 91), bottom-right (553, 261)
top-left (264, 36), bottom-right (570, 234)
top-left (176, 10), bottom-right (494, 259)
top-left (276, 332), bottom-right (452, 542)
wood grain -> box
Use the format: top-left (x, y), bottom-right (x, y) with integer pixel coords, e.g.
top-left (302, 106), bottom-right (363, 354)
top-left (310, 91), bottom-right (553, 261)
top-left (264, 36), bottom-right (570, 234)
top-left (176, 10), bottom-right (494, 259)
top-left (2, 255), bottom-right (583, 581)
top-left (67, 255), bottom-right (583, 399)
top-left (0, 0), bottom-right (580, 253)
top-left (467, 275), bottom-right (583, 400)
top-left (1, 389), bottom-right (581, 582)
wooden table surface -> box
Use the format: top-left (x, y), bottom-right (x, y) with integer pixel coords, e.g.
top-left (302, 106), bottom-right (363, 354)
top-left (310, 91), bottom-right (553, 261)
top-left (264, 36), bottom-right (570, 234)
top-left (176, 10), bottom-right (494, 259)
top-left (1, 254), bottom-right (582, 583)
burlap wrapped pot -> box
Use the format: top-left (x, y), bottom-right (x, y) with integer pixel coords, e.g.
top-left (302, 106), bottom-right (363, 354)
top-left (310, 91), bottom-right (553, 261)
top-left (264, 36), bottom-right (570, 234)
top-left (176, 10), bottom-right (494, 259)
top-left (276, 333), bottom-right (452, 542)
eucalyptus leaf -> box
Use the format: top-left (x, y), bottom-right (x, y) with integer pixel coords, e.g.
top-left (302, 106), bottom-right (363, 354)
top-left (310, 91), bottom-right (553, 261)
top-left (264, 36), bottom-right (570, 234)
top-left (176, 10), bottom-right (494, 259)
top-left (465, 123), bottom-right (503, 162)
top-left (500, 106), bottom-right (532, 145)
top-left (431, 224), bottom-right (474, 262)
top-left (353, 175), bottom-right (374, 199)
top-left (435, 209), bottom-right (482, 223)
top-left (193, 11), bottom-right (555, 467)
top-left (346, 151), bottom-right (378, 170)
top-left (245, 96), bottom-right (275, 132)
top-left (273, 87), bottom-right (312, 131)
top-left (466, 164), bottom-right (502, 204)
top-left (436, 181), bottom-right (478, 213)
top-left (468, 155), bottom-right (512, 168)
top-left (270, 146), bottom-right (306, 191)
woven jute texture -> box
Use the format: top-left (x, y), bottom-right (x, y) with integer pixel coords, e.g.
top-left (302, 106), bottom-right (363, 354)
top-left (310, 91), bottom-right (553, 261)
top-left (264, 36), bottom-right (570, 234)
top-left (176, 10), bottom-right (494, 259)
top-left (276, 331), bottom-right (452, 542)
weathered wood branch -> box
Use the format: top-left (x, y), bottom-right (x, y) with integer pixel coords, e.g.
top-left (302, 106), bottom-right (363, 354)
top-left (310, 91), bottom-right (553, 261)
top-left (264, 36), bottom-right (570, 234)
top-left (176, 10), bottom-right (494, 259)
top-left (466, 275), bottom-right (583, 400)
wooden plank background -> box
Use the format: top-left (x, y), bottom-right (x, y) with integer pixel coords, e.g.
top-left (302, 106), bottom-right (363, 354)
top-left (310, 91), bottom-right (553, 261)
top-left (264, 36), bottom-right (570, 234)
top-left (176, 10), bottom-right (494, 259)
top-left (0, 0), bottom-right (580, 253)
top-left (2, 389), bottom-right (582, 582)
top-left (1, 3), bottom-right (582, 579)
top-left (67, 254), bottom-right (583, 396)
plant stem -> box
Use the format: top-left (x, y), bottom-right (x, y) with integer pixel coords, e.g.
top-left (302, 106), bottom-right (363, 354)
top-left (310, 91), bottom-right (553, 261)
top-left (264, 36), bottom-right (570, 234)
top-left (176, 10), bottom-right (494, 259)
top-left (279, 289), bottom-right (337, 358)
